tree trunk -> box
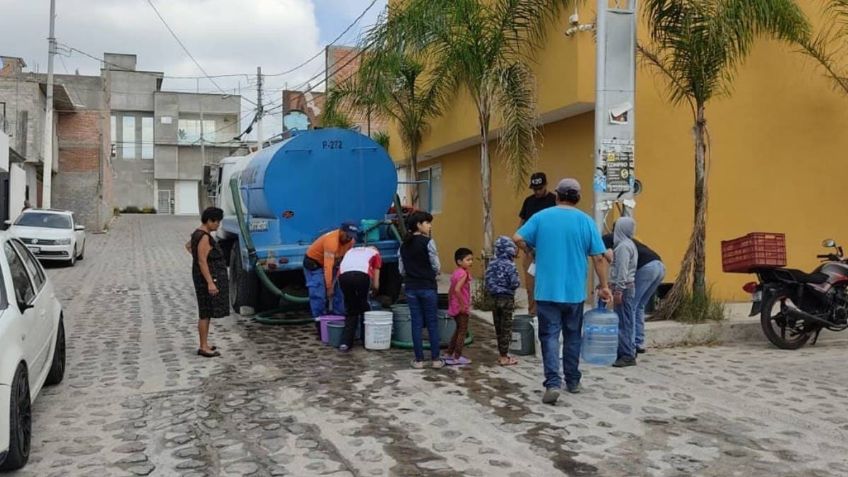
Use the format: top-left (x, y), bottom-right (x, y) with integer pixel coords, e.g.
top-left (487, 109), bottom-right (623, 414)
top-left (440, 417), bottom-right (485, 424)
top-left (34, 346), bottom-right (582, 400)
top-left (654, 104), bottom-right (708, 320)
top-left (692, 105), bottom-right (708, 297)
top-left (479, 111), bottom-right (494, 257)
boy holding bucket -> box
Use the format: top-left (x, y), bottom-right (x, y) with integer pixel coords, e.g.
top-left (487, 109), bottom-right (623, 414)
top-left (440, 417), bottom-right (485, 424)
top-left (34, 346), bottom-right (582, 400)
top-left (338, 246), bottom-right (382, 352)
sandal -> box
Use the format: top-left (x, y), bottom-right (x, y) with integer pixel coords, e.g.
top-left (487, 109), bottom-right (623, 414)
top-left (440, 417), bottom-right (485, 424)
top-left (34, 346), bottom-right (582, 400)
top-left (197, 349), bottom-right (221, 358)
top-left (498, 356), bottom-right (519, 366)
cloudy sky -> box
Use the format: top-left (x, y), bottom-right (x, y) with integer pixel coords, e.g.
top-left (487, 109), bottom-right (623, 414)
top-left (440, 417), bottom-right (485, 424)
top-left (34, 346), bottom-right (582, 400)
top-left (0, 0), bottom-right (387, 138)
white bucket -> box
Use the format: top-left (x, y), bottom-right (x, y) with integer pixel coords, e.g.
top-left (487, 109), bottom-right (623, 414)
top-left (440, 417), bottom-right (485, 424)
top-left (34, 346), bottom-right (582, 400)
top-left (364, 311), bottom-right (393, 350)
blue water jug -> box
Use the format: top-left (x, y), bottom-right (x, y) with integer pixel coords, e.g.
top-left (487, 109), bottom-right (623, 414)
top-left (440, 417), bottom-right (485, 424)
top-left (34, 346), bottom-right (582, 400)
top-left (581, 302), bottom-right (619, 366)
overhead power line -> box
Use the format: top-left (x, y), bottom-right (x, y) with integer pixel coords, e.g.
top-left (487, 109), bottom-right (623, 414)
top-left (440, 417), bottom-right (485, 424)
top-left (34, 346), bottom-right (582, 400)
top-left (264, 0), bottom-right (380, 78)
top-left (143, 0), bottom-right (230, 96)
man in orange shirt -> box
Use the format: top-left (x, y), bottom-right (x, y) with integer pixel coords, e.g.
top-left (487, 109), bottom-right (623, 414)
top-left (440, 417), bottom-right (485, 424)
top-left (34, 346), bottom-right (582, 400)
top-left (303, 222), bottom-right (358, 318)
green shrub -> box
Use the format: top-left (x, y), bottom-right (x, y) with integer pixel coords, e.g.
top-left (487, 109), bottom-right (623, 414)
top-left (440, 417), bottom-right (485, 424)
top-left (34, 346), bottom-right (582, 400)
top-left (141, 207), bottom-right (157, 214)
top-left (471, 278), bottom-right (495, 312)
top-left (121, 206), bottom-right (141, 214)
top-left (112, 207), bottom-right (121, 216)
top-left (672, 288), bottom-right (726, 324)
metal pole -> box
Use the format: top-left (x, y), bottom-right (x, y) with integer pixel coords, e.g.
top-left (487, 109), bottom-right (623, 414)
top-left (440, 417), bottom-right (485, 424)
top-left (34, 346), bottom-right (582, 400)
top-left (256, 66), bottom-right (263, 149)
top-left (593, 0), bottom-right (608, 234)
top-left (42, 0), bottom-right (56, 209)
top-left (593, 0), bottom-right (638, 234)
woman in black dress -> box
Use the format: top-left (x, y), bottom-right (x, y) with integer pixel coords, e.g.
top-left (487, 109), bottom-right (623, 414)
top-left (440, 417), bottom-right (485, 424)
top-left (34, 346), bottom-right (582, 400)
top-left (190, 207), bottom-right (229, 357)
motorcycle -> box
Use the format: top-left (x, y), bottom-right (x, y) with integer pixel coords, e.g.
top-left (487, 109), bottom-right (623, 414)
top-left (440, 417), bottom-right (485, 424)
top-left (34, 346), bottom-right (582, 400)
top-left (745, 239), bottom-right (848, 349)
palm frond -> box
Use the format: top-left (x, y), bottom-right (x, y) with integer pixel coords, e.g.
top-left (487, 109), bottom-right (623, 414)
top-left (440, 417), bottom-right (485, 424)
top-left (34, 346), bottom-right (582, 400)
top-left (642, 0), bottom-right (809, 104)
top-left (494, 63), bottom-right (538, 190)
top-left (797, 0), bottom-right (848, 95)
top-left (637, 43), bottom-right (696, 114)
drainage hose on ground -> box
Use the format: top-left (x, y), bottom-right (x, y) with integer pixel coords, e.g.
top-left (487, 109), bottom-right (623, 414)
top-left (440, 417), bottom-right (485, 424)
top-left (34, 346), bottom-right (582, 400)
top-left (230, 177), bottom-right (312, 326)
top-left (390, 331), bottom-right (474, 350)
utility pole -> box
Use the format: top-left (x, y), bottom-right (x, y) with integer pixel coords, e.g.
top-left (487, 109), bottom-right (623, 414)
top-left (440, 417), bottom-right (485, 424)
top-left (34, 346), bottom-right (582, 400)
top-left (593, 0), bottom-right (637, 233)
top-left (42, 0), bottom-right (57, 208)
top-left (256, 66), bottom-right (264, 149)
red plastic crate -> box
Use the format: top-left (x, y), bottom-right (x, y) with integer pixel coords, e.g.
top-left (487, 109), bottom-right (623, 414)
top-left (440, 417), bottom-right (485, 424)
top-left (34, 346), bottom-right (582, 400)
top-left (721, 233), bottom-right (786, 273)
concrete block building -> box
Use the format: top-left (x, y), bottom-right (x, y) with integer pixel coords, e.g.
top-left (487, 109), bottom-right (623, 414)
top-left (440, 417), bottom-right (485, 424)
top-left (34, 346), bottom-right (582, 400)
top-left (103, 53), bottom-right (245, 215)
top-left (0, 53), bottom-right (246, 229)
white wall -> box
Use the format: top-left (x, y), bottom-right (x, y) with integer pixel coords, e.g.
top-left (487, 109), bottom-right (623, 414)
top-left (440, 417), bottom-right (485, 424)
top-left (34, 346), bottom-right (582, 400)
top-left (10, 163), bottom-right (26, 222)
top-left (0, 131), bottom-right (9, 172)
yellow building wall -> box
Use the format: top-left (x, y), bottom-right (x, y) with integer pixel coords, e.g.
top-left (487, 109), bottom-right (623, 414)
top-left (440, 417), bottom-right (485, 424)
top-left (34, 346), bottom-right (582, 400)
top-left (421, 113), bottom-right (595, 279)
top-left (387, 2), bottom-right (848, 302)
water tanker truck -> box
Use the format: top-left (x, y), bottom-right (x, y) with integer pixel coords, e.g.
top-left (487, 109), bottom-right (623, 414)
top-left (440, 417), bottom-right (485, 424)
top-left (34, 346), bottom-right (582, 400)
top-left (215, 128), bottom-right (404, 317)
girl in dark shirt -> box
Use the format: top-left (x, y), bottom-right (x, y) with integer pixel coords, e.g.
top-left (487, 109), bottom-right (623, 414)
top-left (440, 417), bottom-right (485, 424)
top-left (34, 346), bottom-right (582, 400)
top-left (399, 211), bottom-right (444, 369)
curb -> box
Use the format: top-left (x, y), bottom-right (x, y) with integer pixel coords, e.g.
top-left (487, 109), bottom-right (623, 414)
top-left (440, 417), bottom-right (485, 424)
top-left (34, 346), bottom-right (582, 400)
top-left (470, 308), bottom-right (844, 350)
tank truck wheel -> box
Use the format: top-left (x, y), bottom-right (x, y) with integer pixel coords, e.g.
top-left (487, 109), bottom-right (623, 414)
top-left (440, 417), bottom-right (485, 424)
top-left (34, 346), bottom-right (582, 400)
top-left (229, 244), bottom-right (258, 313)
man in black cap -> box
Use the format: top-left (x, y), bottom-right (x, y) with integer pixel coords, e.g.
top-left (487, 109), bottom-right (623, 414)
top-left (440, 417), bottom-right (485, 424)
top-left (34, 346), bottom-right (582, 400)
top-left (518, 172), bottom-right (557, 315)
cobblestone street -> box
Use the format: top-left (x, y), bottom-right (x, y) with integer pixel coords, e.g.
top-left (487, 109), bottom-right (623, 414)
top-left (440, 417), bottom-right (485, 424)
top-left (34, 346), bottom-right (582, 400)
top-left (7, 215), bottom-right (848, 477)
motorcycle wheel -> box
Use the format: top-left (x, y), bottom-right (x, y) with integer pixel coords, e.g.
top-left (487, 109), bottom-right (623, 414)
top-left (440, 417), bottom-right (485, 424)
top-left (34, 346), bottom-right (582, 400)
top-left (760, 294), bottom-right (812, 350)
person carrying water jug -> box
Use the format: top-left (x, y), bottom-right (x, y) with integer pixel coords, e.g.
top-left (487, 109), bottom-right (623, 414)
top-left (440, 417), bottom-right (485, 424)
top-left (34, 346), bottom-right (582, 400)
top-left (609, 217), bottom-right (639, 368)
top-left (602, 226), bottom-right (665, 355)
top-left (514, 178), bottom-right (612, 405)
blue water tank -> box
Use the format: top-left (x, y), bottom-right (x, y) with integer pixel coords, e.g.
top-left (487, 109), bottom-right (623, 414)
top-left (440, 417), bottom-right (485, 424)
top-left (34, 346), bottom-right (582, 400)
top-left (582, 305), bottom-right (619, 366)
top-left (238, 128), bottom-right (398, 245)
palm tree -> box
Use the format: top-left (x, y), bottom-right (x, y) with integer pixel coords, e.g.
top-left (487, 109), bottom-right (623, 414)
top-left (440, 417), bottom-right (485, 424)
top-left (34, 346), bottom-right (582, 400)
top-left (801, 0), bottom-right (848, 94)
top-left (640, 0), bottom-right (809, 318)
top-left (323, 46), bottom-right (446, 184)
top-left (377, 0), bottom-right (574, 254)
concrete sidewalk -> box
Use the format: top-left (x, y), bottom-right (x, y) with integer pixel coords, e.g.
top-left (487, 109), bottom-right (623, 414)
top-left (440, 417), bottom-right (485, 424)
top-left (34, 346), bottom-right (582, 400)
top-left (437, 275), bottom-right (842, 350)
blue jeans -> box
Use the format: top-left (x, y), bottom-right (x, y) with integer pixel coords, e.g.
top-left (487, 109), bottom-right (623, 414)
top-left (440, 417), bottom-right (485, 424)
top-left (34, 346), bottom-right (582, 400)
top-left (406, 288), bottom-right (440, 361)
top-left (304, 267), bottom-right (345, 318)
top-left (615, 288), bottom-right (637, 359)
top-left (633, 261), bottom-right (665, 348)
top-left (536, 301), bottom-right (584, 389)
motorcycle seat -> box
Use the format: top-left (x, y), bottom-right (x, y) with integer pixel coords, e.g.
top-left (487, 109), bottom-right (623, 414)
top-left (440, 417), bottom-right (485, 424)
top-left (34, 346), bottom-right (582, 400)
top-left (781, 268), bottom-right (829, 284)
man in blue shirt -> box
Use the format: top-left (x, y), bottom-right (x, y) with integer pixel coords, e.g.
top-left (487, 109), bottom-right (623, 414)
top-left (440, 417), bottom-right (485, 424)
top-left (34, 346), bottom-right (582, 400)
top-left (514, 178), bottom-right (611, 404)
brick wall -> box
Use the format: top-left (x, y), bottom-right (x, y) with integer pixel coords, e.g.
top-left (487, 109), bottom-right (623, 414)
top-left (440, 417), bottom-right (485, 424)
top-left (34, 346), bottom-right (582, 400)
top-left (325, 46), bottom-right (389, 136)
top-left (54, 110), bottom-right (111, 229)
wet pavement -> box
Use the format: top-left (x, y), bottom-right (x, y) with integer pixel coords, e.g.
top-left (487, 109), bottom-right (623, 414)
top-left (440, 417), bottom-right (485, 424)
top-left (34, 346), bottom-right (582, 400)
top-left (8, 215), bottom-right (848, 477)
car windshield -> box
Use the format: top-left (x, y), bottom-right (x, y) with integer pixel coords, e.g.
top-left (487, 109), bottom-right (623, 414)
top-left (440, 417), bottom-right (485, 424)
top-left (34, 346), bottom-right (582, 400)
top-left (15, 212), bottom-right (72, 229)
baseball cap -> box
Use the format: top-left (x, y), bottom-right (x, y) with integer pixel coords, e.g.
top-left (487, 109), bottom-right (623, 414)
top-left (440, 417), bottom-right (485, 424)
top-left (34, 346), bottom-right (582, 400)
top-left (529, 172), bottom-right (547, 189)
top-left (555, 178), bottom-right (581, 195)
top-left (340, 222), bottom-right (359, 234)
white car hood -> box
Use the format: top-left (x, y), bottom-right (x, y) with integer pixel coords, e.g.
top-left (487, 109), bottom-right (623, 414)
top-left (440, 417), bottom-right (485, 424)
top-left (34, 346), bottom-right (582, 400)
top-left (9, 225), bottom-right (74, 240)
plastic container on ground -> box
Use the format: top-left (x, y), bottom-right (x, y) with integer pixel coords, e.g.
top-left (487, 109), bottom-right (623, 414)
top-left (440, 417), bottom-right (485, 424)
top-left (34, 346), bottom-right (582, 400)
top-left (392, 305), bottom-right (413, 342)
top-left (318, 315), bottom-right (345, 343)
top-left (510, 315), bottom-right (536, 356)
top-left (581, 306), bottom-right (619, 366)
top-left (361, 219), bottom-right (382, 243)
top-left (327, 322), bottom-right (345, 348)
top-left (434, 311), bottom-right (455, 346)
top-left (364, 311), bottom-right (393, 350)
top-left (530, 316), bottom-right (542, 359)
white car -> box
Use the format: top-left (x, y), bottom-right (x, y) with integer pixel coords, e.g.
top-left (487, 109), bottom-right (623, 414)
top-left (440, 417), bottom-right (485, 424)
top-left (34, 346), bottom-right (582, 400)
top-left (0, 235), bottom-right (65, 470)
top-left (7, 210), bottom-right (86, 266)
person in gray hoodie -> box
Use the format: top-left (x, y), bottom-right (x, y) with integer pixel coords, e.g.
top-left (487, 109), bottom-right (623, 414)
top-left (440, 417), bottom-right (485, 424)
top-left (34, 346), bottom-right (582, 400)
top-left (611, 217), bottom-right (638, 367)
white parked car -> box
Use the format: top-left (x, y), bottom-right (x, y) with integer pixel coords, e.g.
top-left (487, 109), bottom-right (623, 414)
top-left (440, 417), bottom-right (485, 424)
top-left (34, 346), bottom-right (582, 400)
top-left (7, 209), bottom-right (86, 266)
top-left (0, 235), bottom-right (65, 470)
